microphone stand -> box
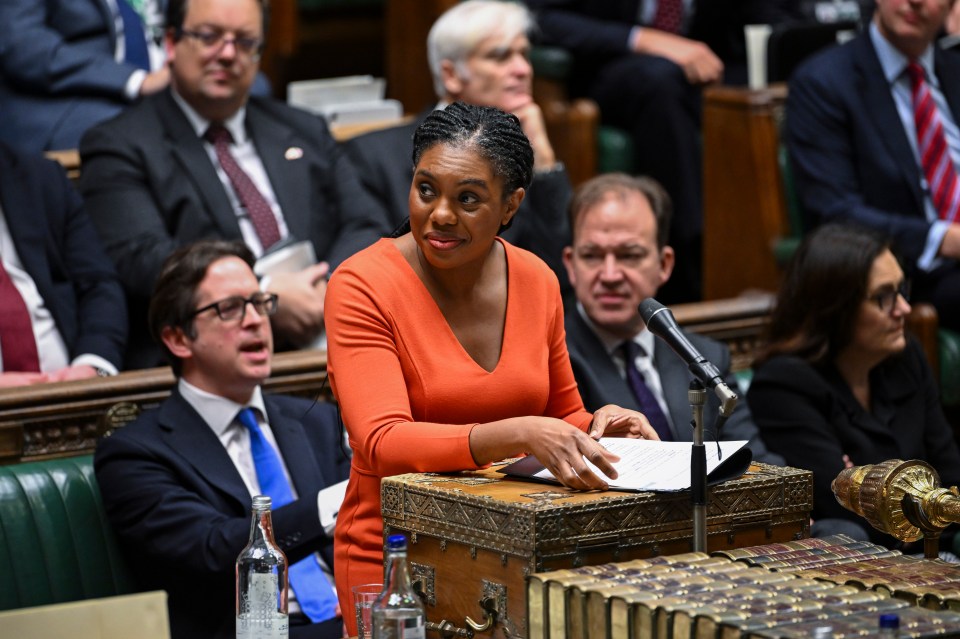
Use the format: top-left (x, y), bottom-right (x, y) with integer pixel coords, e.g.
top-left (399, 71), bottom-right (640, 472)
top-left (688, 380), bottom-right (740, 552)
top-left (688, 380), bottom-right (708, 552)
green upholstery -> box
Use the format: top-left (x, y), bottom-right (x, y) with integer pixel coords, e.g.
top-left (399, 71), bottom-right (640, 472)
top-left (773, 144), bottom-right (803, 267)
top-left (597, 126), bottom-right (636, 174)
top-left (940, 329), bottom-right (960, 407)
top-left (0, 456), bottom-right (135, 611)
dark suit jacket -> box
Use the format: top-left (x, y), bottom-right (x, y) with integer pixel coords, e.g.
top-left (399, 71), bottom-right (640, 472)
top-left (564, 310), bottom-right (783, 464)
top-left (747, 338), bottom-right (960, 545)
top-left (342, 114), bottom-right (573, 296)
top-left (787, 32), bottom-right (960, 264)
top-left (0, 0), bottom-right (153, 153)
top-left (0, 143), bottom-right (126, 369)
top-left (79, 89), bottom-right (391, 367)
top-left (524, 0), bottom-right (799, 71)
top-left (94, 390), bottom-right (350, 639)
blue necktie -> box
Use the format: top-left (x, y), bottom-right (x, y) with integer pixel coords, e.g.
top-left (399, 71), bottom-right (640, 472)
top-left (237, 408), bottom-right (339, 622)
top-left (620, 342), bottom-right (673, 441)
top-left (115, 0), bottom-right (150, 71)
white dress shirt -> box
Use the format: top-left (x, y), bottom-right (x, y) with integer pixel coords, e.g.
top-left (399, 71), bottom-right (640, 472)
top-left (0, 206), bottom-right (116, 375)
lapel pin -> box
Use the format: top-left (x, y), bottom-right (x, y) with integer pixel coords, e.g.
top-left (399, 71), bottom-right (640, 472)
top-left (285, 147), bottom-right (304, 160)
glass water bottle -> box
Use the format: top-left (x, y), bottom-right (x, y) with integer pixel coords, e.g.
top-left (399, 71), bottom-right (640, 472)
top-left (372, 534), bottom-right (426, 639)
top-left (237, 495), bottom-right (289, 639)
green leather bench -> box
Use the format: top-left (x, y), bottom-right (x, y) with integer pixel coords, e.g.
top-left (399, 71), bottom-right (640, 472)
top-left (0, 455), bottom-right (135, 611)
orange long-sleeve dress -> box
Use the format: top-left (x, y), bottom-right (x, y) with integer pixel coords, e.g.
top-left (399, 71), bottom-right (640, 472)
top-left (325, 238), bottom-right (592, 633)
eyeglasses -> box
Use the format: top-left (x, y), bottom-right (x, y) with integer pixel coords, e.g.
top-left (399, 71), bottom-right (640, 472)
top-left (177, 28), bottom-right (263, 59)
top-left (190, 293), bottom-right (278, 322)
top-left (867, 280), bottom-right (910, 313)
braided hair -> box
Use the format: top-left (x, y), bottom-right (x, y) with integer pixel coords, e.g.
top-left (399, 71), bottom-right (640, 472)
top-left (413, 101), bottom-right (534, 200)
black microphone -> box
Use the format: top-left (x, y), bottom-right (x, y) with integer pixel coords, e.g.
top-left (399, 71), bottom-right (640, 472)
top-left (638, 298), bottom-right (738, 416)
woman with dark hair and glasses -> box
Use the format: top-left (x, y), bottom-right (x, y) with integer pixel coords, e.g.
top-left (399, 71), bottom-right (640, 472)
top-left (324, 102), bottom-right (657, 632)
top-left (747, 223), bottom-right (960, 547)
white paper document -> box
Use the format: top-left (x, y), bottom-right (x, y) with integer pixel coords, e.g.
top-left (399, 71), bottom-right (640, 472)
top-left (501, 438), bottom-right (751, 492)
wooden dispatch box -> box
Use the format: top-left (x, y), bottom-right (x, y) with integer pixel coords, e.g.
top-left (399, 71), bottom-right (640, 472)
top-left (380, 461), bottom-right (813, 638)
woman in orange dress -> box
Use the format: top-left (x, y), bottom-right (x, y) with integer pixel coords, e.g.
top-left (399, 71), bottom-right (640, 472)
top-left (325, 103), bottom-right (656, 634)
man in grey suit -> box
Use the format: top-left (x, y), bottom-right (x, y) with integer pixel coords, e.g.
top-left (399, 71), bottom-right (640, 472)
top-left (79, 0), bottom-right (390, 368)
top-left (563, 173), bottom-right (782, 464)
top-left (0, 0), bottom-right (170, 153)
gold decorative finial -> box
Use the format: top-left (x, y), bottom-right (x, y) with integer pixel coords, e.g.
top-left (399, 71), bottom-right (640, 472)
top-left (831, 459), bottom-right (960, 558)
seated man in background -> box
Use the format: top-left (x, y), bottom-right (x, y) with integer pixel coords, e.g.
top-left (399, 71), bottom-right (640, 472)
top-left (343, 0), bottom-right (572, 297)
top-left (80, 0), bottom-right (391, 369)
top-left (0, 141), bottom-right (126, 386)
top-left (786, 0), bottom-right (960, 331)
top-left (563, 173), bottom-right (783, 464)
top-left (95, 240), bottom-right (349, 639)
top-left (524, 0), bottom-right (800, 302)
top-left (0, 0), bottom-right (170, 153)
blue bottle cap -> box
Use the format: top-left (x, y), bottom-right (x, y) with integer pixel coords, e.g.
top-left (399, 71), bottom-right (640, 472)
top-left (386, 534), bottom-right (407, 551)
top-left (879, 613), bottom-right (900, 629)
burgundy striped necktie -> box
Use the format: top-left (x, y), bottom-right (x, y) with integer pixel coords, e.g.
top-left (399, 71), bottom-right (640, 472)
top-left (651, 0), bottom-right (684, 34)
top-left (0, 260), bottom-right (40, 372)
top-left (907, 61), bottom-right (960, 223)
top-left (205, 124), bottom-right (282, 250)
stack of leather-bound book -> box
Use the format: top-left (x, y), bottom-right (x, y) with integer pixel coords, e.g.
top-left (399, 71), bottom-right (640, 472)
top-left (528, 534), bottom-right (960, 639)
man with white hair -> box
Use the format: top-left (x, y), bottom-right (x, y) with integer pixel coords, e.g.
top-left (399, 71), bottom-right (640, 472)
top-left (343, 0), bottom-right (571, 295)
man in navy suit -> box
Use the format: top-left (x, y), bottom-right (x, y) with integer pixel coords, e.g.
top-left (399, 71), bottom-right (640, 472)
top-left (80, 0), bottom-right (390, 368)
top-left (562, 173), bottom-right (782, 464)
top-left (0, 0), bottom-right (170, 153)
top-left (95, 240), bottom-right (349, 639)
top-left (0, 142), bottom-right (126, 386)
top-left (787, 0), bottom-right (960, 330)
top-left (525, 0), bottom-right (799, 303)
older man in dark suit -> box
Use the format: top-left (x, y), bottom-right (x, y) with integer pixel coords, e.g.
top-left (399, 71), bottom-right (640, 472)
top-left (562, 173), bottom-right (782, 464)
top-left (0, 142), bottom-right (126, 386)
top-left (95, 240), bottom-right (349, 639)
top-left (787, 0), bottom-right (960, 330)
top-left (80, 0), bottom-right (390, 368)
top-left (526, 0), bottom-right (800, 302)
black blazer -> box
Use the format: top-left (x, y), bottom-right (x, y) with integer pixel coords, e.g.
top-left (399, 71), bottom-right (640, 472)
top-left (564, 310), bottom-right (783, 464)
top-left (78, 89), bottom-right (391, 367)
top-left (787, 32), bottom-right (960, 263)
top-left (525, 0), bottom-right (800, 68)
top-left (94, 391), bottom-right (350, 639)
top-left (342, 113), bottom-right (573, 296)
top-left (0, 143), bottom-right (126, 369)
top-left (747, 338), bottom-right (960, 544)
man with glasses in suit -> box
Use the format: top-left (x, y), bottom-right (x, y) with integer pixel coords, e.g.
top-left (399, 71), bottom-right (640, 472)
top-left (80, 0), bottom-right (390, 369)
top-left (95, 240), bottom-right (349, 639)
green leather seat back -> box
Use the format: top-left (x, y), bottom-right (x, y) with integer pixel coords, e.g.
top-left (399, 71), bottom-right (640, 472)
top-left (940, 328), bottom-right (960, 407)
top-left (0, 456), bottom-right (135, 611)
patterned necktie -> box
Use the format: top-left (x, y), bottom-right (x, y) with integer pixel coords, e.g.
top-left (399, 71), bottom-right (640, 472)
top-left (115, 0), bottom-right (150, 71)
top-left (907, 61), bottom-right (960, 223)
top-left (237, 408), bottom-right (340, 622)
top-left (619, 342), bottom-right (673, 441)
top-left (0, 260), bottom-right (40, 372)
top-left (651, 0), bottom-right (684, 34)
top-left (205, 125), bottom-right (283, 251)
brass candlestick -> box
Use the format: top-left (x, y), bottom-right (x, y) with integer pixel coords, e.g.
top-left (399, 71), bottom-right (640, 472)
top-left (831, 459), bottom-right (960, 558)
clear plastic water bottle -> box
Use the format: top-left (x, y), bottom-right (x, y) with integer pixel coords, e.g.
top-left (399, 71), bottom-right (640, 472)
top-left (372, 534), bottom-right (426, 639)
top-left (878, 612), bottom-right (900, 638)
top-left (237, 495), bottom-right (289, 639)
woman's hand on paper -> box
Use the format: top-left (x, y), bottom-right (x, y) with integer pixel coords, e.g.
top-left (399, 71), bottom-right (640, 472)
top-left (589, 405), bottom-right (660, 440)
top-left (526, 417), bottom-right (620, 491)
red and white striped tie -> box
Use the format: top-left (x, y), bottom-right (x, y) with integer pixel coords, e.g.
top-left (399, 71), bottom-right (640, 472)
top-left (908, 61), bottom-right (960, 223)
